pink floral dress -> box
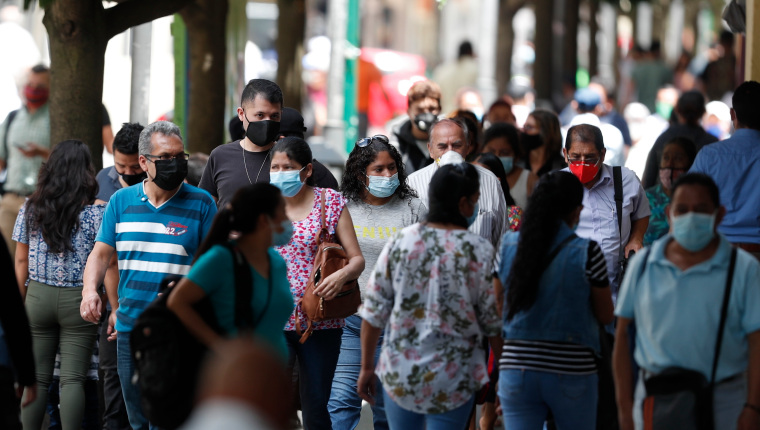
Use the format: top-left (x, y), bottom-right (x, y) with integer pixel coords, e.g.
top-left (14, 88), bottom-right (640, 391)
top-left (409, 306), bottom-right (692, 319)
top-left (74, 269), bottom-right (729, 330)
top-left (276, 187), bottom-right (347, 332)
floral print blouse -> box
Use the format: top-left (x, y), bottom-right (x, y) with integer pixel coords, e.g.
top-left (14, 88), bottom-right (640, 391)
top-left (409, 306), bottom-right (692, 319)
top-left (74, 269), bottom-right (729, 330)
top-left (13, 203), bottom-right (105, 287)
top-left (359, 223), bottom-right (500, 414)
top-left (276, 187), bottom-right (347, 332)
top-left (507, 205), bottom-right (522, 232)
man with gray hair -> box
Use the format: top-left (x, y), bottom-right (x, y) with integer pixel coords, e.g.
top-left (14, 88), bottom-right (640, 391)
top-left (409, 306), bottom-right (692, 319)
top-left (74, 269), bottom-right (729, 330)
top-left (80, 121), bottom-right (217, 430)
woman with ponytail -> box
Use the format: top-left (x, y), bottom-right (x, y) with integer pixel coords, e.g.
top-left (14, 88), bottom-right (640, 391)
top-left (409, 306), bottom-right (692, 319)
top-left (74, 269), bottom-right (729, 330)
top-left (167, 184), bottom-right (294, 361)
top-left (496, 171), bottom-right (613, 429)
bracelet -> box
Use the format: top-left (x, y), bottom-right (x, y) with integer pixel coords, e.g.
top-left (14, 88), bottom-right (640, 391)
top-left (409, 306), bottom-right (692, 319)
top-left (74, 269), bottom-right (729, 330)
top-left (745, 403), bottom-right (760, 415)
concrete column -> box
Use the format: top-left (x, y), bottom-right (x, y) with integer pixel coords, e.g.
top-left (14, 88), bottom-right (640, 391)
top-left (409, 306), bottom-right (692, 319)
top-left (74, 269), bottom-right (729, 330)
top-left (323, 0), bottom-right (348, 155)
top-left (477, 0), bottom-right (499, 108)
top-left (746, 0), bottom-right (760, 81)
top-left (130, 22), bottom-right (152, 125)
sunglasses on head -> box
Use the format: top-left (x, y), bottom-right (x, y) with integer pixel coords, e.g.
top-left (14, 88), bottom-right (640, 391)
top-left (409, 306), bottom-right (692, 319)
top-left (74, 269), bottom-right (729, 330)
top-left (355, 135), bottom-right (389, 148)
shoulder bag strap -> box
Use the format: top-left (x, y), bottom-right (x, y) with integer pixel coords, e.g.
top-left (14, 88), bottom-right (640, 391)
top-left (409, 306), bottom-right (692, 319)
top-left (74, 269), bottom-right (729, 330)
top-left (613, 166), bottom-right (624, 247)
top-left (710, 247), bottom-right (737, 385)
top-left (318, 189), bottom-right (328, 244)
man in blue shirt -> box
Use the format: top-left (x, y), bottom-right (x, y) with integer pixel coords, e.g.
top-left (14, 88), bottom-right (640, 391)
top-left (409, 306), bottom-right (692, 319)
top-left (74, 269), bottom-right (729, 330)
top-left (80, 121), bottom-right (217, 430)
top-left (690, 80), bottom-right (760, 260)
top-left (613, 173), bottom-right (760, 430)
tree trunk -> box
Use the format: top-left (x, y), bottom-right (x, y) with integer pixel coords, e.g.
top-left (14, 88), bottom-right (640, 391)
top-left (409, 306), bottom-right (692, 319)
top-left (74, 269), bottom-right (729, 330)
top-left (179, 0), bottom-right (228, 154)
top-left (588, 0), bottom-right (599, 78)
top-left (43, 1), bottom-right (108, 170)
top-left (276, 0), bottom-right (306, 111)
top-left (563, 0), bottom-right (580, 85)
top-left (533, 0), bottom-right (553, 101)
top-left (496, 0), bottom-right (527, 97)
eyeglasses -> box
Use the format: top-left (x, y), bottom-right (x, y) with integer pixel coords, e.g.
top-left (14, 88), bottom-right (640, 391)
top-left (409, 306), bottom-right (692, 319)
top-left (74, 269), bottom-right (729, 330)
top-left (567, 157), bottom-right (600, 165)
top-left (355, 135), bottom-right (389, 148)
top-left (145, 153), bottom-right (190, 162)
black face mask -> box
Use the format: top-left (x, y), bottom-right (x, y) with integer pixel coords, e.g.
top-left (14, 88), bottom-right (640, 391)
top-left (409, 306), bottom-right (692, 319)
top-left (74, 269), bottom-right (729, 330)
top-left (521, 132), bottom-right (544, 151)
top-left (246, 120), bottom-right (281, 147)
top-left (413, 113), bottom-right (436, 133)
top-left (150, 158), bottom-right (188, 191)
top-left (121, 171), bottom-right (147, 186)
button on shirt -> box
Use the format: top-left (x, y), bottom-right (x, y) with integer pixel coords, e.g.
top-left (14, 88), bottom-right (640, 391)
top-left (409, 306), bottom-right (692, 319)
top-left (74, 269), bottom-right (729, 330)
top-left (615, 234), bottom-right (760, 381)
top-left (407, 162), bottom-right (507, 249)
top-left (0, 104), bottom-right (51, 195)
top-left (563, 164), bottom-right (650, 289)
top-left (690, 128), bottom-right (760, 244)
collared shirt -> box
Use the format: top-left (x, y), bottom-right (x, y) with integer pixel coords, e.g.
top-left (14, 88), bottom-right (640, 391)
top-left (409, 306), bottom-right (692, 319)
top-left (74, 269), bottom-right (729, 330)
top-left (615, 234), bottom-right (760, 381)
top-left (96, 181), bottom-right (217, 332)
top-left (95, 166), bottom-right (123, 202)
top-left (0, 104), bottom-right (51, 195)
top-left (407, 162), bottom-right (507, 249)
top-left (690, 128), bottom-right (760, 244)
top-left (563, 164), bottom-right (650, 288)
top-left (360, 223), bottom-right (499, 414)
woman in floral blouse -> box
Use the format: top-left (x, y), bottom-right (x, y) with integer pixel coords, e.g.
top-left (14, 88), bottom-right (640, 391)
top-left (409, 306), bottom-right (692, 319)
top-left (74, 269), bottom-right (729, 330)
top-left (13, 140), bottom-right (104, 430)
top-left (357, 162), bottom-right (501, 429)
top-left (269, 137), bottom-right (364, 430)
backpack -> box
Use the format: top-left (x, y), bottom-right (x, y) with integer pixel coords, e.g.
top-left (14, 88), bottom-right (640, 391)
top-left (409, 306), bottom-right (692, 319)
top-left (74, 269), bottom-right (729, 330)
top-left (0, 109), bottom-right (20, 196)
top-left (295, 189), bottom-right (361, 343)
top-left (130, 243), bottom-right (253, 429)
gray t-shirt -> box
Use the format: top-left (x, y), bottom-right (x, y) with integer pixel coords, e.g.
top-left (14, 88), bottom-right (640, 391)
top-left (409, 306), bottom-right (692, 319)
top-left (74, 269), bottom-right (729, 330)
top-left (198, 140), bottom-right (339, 208)
top-left (347, 196), bottom-right (427, 297)
top-left (95, 166), bottom-right (122, 202)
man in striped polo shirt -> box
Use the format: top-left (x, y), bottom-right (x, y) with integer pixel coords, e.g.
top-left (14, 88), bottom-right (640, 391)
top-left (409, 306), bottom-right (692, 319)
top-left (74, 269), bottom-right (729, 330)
top-left (81, 121), bottom-right (217, 430)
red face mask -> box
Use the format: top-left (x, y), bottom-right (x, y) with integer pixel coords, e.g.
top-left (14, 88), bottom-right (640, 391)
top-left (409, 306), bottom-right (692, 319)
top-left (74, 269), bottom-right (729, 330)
top-left (568, 159), bottom-right (601, 184)
top-left (24, 85), bottom-right (49, 109)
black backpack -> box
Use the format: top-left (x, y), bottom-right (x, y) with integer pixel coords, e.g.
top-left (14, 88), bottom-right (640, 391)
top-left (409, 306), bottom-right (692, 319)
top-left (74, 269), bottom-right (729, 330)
top-left (130, 243), bottom-right (253, 429)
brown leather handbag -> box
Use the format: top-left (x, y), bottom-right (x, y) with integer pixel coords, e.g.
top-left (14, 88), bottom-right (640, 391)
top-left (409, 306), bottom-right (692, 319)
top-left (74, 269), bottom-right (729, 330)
top-left (296, 190), bottom-right (361, 343)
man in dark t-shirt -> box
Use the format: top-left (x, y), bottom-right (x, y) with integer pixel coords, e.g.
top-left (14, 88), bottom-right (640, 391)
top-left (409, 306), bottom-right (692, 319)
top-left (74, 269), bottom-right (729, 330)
top-left (95, 122), bottom-right (146, 203)
top-left (199, 80), bottom-right (338, 208)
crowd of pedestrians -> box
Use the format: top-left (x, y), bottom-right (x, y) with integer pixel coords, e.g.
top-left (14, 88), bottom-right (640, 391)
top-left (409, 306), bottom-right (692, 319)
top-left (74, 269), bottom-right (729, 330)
top-left (1, 34), bottom-right (760, 430)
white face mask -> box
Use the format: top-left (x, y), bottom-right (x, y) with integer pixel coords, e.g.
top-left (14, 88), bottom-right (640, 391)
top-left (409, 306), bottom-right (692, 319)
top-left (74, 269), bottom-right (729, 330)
top-left (436, 150), bottom-right (464, 167)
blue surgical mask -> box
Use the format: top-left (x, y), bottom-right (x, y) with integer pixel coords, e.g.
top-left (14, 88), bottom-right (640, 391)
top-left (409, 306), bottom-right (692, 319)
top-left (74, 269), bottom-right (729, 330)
top-left (499, 156), bottom-right (514, 173)
top-left (465, 202), bottom-right (479, 227)
top-left (670, 211), bottom-right (716, 252)
top-left (366, 173), bottom-right (400, 198)
top-left (271, 219), bottom-right (294, 247)
top-left (270, 168), bottom-right (305, 197)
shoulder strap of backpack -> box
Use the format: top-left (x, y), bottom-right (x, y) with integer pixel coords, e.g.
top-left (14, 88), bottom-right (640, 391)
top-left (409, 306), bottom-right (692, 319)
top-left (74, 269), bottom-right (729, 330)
top-left (710, 247), bottom-right (737, 384)
top-left (226, 243), bottom-right (254, 329)
top-left (543, 233), bottom-right (578, 270)
top-left (3, 109), bottom-right (19, 160)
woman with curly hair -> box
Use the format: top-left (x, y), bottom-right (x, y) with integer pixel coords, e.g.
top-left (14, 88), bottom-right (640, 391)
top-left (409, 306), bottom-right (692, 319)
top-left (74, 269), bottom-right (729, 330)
top-left (13, 140), bottom-right (104, 430)
top-left (328, 135), bottom-right (425, 430)
top-left (523, 109), bottom-right (567, 177)
top-left (497, 171), bottom-right (613, 429)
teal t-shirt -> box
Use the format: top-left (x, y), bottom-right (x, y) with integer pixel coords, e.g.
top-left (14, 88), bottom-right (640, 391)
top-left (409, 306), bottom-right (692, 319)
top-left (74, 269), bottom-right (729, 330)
top-left (186, 244), bottom-right (294, 361)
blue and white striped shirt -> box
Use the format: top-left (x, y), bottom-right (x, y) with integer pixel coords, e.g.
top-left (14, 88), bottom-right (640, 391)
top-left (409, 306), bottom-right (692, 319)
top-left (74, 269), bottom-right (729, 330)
top-left (96, 182), bottom-right (217, 332)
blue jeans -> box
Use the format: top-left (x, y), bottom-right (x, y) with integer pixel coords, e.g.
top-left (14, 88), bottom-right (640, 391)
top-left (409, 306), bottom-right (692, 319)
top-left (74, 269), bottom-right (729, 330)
top-left (498, 369), bottom-right (598, 430)
top-left (285, 328), bottom-right (342, 430)
top-left (383, 390), bottom-right (474, 430)
top-left (328, 315), bottom-right (388, 430)
top-left (117, 332), bottom-right (159, 430)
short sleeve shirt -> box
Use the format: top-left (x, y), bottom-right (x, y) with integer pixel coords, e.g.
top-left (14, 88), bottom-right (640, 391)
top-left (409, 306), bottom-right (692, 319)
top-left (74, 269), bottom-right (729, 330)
top-left (275, 187), bottom-right (347, 331)
top-left (615, 234), bottom-right (760, 381)
top-left (13, 203), bottom-right (105, 287)
top-left (359, 223), bottom-right (499, 414)
top-left (186, 245), bottom-right (294, 361)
